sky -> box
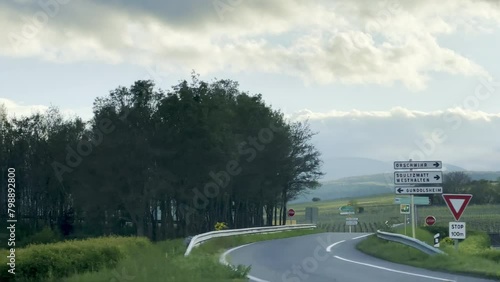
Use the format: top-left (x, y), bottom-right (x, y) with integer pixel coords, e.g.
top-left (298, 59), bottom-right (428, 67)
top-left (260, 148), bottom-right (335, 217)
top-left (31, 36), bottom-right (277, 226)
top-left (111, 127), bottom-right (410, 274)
top-left (1, 0), bottom-right (500, 174)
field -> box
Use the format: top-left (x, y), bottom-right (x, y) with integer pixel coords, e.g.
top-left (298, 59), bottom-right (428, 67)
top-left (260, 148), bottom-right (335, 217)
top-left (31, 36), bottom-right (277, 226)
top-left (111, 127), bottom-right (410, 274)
top-left (289, 194), bottom-right (500, 234)
top-left (357, 228), bottom-right (500, 280)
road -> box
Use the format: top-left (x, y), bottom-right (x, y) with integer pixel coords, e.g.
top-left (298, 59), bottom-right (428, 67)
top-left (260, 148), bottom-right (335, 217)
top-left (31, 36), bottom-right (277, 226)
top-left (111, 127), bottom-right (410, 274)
top-left (220, 232), bottom-right (498, 282)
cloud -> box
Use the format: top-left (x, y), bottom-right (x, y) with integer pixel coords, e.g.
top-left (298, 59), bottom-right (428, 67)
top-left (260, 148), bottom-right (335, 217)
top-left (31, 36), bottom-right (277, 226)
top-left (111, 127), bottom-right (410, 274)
top-left (1, 0), bottom-right (499, 90)
top-left (293, 107), bottom-right (500, 170)
top-left (0, 98), bottom-right (91, 121)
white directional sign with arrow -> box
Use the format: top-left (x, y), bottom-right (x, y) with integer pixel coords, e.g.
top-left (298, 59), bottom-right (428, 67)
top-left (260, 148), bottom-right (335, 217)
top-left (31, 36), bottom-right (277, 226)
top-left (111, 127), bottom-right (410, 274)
top-left (394, 161), bottom-right (442, 169)
top-left (394, 171), bottom-right (442, 184)
top-left (395, 186), bottom-right (443, 195)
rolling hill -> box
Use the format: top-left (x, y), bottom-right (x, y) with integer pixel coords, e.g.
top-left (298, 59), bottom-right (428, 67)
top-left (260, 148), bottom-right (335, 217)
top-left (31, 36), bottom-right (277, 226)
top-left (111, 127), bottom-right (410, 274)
top-left (291, 170), bottom-right (500, 204)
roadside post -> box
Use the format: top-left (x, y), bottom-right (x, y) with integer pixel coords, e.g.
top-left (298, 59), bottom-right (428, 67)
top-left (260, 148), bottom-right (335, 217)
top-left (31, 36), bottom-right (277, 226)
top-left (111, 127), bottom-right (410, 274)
top-left (442, 194), bottom-right (472, 251)
top-left (288, 209), bottom-right (295, 225)
top-left (394, 160), bottom-right (442, 239)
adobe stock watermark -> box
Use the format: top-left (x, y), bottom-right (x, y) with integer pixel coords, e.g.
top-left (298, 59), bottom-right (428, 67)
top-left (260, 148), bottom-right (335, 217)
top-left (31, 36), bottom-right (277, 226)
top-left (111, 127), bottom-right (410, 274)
top-left (213, 0), bottom-right (244, 21)
top-left (51, 109), bottom-right (130, 183)
top-left (398, 77), bottom-right (499, 162)
top-left (179, 122), bottom-right (281, 224)
top-left (9, 0), bottom-right (73, 51)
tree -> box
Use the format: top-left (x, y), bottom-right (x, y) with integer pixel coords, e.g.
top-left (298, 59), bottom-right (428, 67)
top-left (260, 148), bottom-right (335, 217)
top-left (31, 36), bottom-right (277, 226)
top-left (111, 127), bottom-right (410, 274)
top-left (312, 197), bottom-right (321, 202)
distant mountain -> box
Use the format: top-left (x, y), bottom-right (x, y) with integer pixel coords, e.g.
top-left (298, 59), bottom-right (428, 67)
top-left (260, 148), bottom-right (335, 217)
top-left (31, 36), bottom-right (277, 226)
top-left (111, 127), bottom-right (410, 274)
top-left (291, 170), bottom-right (500, 204)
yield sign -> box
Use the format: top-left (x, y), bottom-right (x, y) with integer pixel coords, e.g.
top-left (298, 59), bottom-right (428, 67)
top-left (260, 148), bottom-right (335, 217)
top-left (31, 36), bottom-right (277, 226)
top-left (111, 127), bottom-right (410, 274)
top-left (442, 194), bottom-right (473, 221)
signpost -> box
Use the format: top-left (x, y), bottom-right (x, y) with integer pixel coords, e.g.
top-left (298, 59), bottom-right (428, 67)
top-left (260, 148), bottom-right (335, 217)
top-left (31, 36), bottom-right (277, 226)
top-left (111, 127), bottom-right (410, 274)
top-left (400, 204), bottom-right (410, 214)
top-left (394, 159), bottom-right (442, 239)
top-left (449, 222), bottom-right (466, 239)
top-left (346, 217), bottom-right (358, 233)
top-left (442, 194), bottom-right (472, 250)
top-left (425, 216), bottom-right (436, 226)
top-left (288, 209), bottom-right (295, 225)
top-left (394, 161), bottom-right (442, 169)
top-left (394, 171), bottom-right (442, 184)
top-left (395, 186), bottom-right (443, 195)
top-left (339, 205), bottom-right (355, 215)
top-left (442, 194), bottom-right (472, 221)
top-left (394, 197), bottom-right (430, 205)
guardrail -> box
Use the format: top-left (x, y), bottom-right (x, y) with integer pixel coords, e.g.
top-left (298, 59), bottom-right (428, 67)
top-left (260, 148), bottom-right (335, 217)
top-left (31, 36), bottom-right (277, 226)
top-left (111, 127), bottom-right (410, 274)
top-left (184, 224), bottom-right (317, 256)
top-left (376, 230), bottom-right (445, 255)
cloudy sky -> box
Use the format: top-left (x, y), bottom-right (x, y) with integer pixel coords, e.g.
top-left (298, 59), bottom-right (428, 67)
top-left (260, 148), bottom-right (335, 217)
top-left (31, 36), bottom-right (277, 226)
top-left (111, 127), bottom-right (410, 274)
top-left (2, 0), bottom-right (500, 175)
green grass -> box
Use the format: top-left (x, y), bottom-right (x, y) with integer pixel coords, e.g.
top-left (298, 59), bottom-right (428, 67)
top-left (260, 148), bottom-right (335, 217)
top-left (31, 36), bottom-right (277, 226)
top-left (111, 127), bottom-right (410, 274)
top-left (357, 228), bottom-right (500, 280)
top-left (64, 228), bottom-right (323, 282)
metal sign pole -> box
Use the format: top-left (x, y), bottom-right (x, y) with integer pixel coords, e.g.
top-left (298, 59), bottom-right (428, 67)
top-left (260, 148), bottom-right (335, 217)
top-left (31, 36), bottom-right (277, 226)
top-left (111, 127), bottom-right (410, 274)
top-left (411, 194), bottom-right (416, 238)
top-left (404, 214), bottom-right (407, 235)
top-left (409, 159), bottom-right (416, 239)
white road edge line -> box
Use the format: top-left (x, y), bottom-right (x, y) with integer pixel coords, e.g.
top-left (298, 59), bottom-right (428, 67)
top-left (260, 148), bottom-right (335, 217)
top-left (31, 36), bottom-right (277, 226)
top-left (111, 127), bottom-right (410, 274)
top-left (219, 243), bottom-right (270, 282)
top-left (326, 240), bottom-right (345, 252)
top-left (334, 256), bottom-right (456, 282)
top-left (351, 234), bottom-right (372, 240)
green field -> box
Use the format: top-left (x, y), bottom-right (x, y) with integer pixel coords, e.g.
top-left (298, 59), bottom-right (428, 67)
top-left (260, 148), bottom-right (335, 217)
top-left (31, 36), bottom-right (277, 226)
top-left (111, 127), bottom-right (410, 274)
top-left (357, 228), bottom-right (500, 280)
top-left (289, 194), bottom-right (500, 233)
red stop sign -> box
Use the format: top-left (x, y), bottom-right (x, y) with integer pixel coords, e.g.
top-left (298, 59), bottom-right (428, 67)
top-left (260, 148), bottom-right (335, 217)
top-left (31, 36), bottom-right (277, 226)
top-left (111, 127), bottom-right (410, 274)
top-left (288, 209), bottom-right (295, 217)
top-left (425, 216), bottom-right (436, 226)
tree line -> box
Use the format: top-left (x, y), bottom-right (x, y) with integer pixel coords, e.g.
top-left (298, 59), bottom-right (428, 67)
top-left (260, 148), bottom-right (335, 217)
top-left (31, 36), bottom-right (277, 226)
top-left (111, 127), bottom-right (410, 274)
top-left (0, 75), bottom-right (323, 242)
top-left (431, 171), bottom-right (500, 205)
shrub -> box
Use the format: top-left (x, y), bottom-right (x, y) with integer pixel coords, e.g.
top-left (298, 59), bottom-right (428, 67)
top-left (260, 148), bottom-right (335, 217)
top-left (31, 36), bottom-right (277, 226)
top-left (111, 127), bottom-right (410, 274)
top-left (214, 222), bottom-right (228, 231)
top-left (22, 226), bottom-right (62, 246)
top-left (441, 237), bottom-right (454, 246)
top-left (0, 236), bottom-right (151, 282)
top-left (477, 249), bottom-right (500, 263)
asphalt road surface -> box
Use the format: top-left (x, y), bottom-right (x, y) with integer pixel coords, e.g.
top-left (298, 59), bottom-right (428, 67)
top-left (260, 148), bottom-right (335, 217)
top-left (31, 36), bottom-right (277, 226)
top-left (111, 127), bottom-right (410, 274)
top-left (220, 232), bottom-right (498, 282)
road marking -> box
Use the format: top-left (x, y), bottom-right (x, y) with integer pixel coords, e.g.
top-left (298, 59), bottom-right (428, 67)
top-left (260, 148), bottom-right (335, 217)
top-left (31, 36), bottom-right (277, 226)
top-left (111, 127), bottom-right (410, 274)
top-left (334, 256), bottom-right (456, 282)
top-left (326, 240), bottom-right (345, 252)
top-left (351, 234), bottom-right (372, 240)
top-left (220, 243), bottom-right (270, 282)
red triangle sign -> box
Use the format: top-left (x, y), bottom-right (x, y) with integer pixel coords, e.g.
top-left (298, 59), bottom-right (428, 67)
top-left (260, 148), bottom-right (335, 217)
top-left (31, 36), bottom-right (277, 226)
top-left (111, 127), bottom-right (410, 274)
top-left (442, 194), bottom-right (473, 221)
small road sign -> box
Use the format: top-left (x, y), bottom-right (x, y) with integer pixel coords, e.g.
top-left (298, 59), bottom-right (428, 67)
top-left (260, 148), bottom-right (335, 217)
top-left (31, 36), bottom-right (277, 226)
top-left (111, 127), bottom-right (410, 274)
top-left (394, 197), bottom-right (430, 205)
top-left (288, 209), bottom-right (295, 217)
top-left (346, 218), bottom-right (358, 226)
top-left (395, 186), bottom-right (443, 195)
top-left (394, 161), bottom-right (442, 169)
top-left (449, 222), bottom-right (466, 239)
top-left (425, 216), bottom-right (436, 226)
top-left (400, 204), bottom-right (410, 214)
top-left (339, 205), bottom-right (355, 215)
top-left (394, 171), bottom-right (442, 184)
top-left (442, 194), bottom-right (473, 221)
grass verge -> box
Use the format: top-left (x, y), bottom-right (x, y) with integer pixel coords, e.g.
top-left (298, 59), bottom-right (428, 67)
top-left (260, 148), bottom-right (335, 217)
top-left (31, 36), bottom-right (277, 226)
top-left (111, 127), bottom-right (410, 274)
top-left (64, 228), bottom-right (323, 282)
top-left (357, 229), bottom-right (500, 280)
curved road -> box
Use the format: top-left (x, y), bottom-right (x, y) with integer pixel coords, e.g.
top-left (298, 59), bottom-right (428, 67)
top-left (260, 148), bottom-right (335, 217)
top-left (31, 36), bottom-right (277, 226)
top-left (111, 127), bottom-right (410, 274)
top-left (220, 232), bottom-right (498, 282)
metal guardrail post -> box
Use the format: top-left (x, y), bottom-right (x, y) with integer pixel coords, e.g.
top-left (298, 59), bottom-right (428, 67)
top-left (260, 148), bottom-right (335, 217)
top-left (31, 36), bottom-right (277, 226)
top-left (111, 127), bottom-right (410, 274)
top-left (376, 230), bottom-right (446, 255)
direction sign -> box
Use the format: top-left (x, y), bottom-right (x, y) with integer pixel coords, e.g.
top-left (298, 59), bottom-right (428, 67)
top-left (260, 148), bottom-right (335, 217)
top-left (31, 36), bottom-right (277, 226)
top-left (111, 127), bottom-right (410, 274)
top-left (339, 205), bottom-right (355, 215)
top-left (442, 194), bottom-right (472, 221)
top-left (449, 222), bottom-right (466, 239)
top-left (288, 209), bottom-right (295, 217)
top-left (394, 171), bottom-right (442, 184)
top-left (394, 161), bottom-right (442, 170)
top-left (425, 216), bottom-right (436, 226)
top-left (400, 204), bottom-right (410, 214)
top-left (395, 186), bottom-right (443, 195)
top-left (346, 218), bottom-right (358, 226)
top-left (394, 197), bottom-right (430, 205)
